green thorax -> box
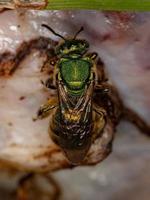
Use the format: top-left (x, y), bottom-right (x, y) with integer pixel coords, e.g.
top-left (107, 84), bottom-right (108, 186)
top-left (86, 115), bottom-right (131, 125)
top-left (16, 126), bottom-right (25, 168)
top-left (58, 58), bottom-right (92, 96)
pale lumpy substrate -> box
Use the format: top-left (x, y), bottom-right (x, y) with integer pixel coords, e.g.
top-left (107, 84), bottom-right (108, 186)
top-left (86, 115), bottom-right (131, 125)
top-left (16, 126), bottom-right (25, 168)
top-left (0, 10), bottom-right (149, 173)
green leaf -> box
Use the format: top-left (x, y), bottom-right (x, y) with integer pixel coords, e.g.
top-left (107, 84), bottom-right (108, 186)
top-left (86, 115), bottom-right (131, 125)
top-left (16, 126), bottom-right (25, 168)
top-left (46, 0), bottom-right (150, 11)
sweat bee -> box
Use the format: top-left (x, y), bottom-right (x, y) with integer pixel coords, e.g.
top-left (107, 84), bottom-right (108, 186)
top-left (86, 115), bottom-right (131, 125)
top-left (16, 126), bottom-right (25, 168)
top-left (36, 24), bottom-right (150, 165)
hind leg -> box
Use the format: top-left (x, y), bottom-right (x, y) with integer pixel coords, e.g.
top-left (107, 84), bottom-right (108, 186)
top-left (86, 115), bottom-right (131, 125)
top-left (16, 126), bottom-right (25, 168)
top-left (94, 57), bottom-right (150, 136)
top-left (95, 81), bottom-right (150, 134)
top-left (94, 81), bottom-right (150, 136)
top-left (17, 173), bottom-right (33, 200)
top-left (122, 107), bottom-right (150, 137)
top-left (33, 97), bottom-right (58, 121)
top-left (91, 106), bottom-right (114, 162)
top-left (92, 105), bottom-right (107, 140)
top-left (16, 173), bottom-right (61, 200)
top-left (46, 175), bottom-right (61, 200)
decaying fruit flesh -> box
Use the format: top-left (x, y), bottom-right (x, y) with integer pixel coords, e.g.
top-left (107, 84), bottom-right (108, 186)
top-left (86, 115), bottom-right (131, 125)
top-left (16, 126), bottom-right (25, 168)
top-left (0, 10), bottom-right (149, 200)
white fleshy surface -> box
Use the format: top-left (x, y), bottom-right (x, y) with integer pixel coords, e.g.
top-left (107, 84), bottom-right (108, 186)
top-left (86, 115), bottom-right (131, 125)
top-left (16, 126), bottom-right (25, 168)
top-left (0, 10), bottom-right (149, 199)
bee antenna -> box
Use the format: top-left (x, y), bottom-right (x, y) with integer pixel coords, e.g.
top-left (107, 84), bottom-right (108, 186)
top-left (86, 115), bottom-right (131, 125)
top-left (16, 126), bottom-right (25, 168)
top-left (42, 24), bottom-right (66, 41)
top-left (73, 26), bottom-right (84, 39)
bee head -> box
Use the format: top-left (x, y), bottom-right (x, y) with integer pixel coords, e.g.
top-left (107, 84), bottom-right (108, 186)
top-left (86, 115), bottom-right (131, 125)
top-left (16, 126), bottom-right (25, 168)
top-left (56, 39), bottom-right (89, 57)
top-left (42, 24), bottom-right (89, 56)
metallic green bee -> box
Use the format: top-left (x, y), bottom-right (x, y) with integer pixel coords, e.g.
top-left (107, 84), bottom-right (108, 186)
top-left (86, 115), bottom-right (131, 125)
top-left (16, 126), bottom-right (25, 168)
top-left (36, 24), bottom-right (150, 165)
top-left (36, 24), bottom-right (108, 164)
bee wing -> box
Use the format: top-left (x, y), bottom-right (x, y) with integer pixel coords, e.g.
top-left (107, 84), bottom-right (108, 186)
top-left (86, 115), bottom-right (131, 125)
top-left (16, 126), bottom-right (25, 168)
top-left (57, 80), bottom-right (94, 116)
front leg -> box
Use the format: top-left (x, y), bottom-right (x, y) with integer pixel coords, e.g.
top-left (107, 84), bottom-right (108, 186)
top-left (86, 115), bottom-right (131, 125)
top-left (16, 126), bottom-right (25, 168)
top-left (34, 97), bottom-right (58, 120)
top-left (41, 74), bottom-right (56, 90)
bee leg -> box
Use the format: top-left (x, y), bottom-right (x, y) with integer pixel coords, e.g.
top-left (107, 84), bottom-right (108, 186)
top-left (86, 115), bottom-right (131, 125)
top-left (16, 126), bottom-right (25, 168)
top-left (16, 173), bottom-right (61, 200)
top-left (93, 104), bottom-right (107, 117)
top-left (45, 77), bottom-right (57, 90)
top-left (16, 173), bottom-right (34, 200)
top-left (40, 47), bottom-right (58, 73)
top-left (94, 82), bottom-right (123, 127)
top-left (45, 174), bottom-right (61, 200)
top-left (41, 55), bottom-right (58, 90)
top-left (41, 75), bottom-right (56, 90)
top-left (94, 57), bottom-right (119, 122)
top-left (95, 56), bottom-right (150, 136)
top-left (94, 82), bottom-right (150, 136)
top-left (86, 52), bottom-right (98, 60)
top-left (96, 58), bottom-right (108, 83)
top-left (85, 53), bottom-right (107, 82)
top-left (92, 104), bottom-right (107, 139)
top-left (34, 97), bottom-right (58, 121)
top-left (98, 83), bottom-right (150, 136)
top-left (122, 107), bottom-right (150, 137)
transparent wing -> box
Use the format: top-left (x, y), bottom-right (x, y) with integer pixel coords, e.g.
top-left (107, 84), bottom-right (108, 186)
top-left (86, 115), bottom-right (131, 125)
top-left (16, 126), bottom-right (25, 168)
top-left (57, 79), bottom-right (94, 123)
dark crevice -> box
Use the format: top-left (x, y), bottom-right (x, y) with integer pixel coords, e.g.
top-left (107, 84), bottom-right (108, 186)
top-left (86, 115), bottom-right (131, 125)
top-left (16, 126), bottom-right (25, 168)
top-left (0, 37), bottom-right (58, 76)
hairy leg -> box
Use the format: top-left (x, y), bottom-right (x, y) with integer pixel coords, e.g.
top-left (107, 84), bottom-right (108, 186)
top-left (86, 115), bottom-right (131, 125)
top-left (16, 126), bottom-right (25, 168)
top-left (92, 105), bottom-right (107, 140)
top-left (95, 57), bottom-right (150, 136)
top-left (122, 107), bottom-right (150, 136)
top-left (96, 58), bottom-right (108, 83)
top-left (34, 97), bottom-right (58, 120)
top-left (16, 173), bottom-right (61, 200)
top-left (46, 175), bottom-right (61, 200)
top-left (94, 82), bottom-right (150, 136)
top-left (94, 82), bottom-right (123, 127)
top-left (17, 173), bottom-right (33, 200)
top-left (41, 48), bottom-right (58, 90)
top-left (41, 75), bottom-right (56, 90)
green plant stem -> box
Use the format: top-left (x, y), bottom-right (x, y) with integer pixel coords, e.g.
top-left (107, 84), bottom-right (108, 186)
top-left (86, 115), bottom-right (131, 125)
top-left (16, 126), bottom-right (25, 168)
top-left (46, 0), bottom-right (150, 11)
